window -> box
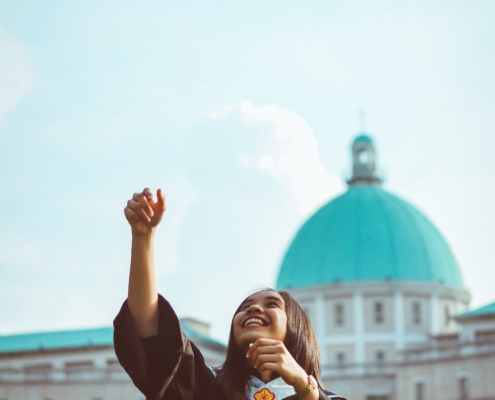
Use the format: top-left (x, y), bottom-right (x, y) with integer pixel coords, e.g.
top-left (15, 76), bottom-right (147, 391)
top-left (413, 302), bottom-right (421, 324)
top-left (65, 361), bottom-right (93, 381)
top-left (376, 350), bottom-right (385, 363)
top-left (374, 302), bottom-right (384, 324)
top-left (23, 363), bottom-right (53, 382)
top-left (475, 329), bottom-right (495, 341)
top-left (336, 352), bottom-right (345, 364)
top-left (335, 303), bottom-right (344, 326)
top-left (459, 377), bottom-right (469, 400)
top-left (359, 150), bottom-right (370, 164)
top-left (415, 383), bottom-right (424, 400)
top-left (444, 305), bottom-right (451, 327)
top-left (107, 359), bottom-right (124, 378)
top-left (301, 303), bottom-right (312, 321)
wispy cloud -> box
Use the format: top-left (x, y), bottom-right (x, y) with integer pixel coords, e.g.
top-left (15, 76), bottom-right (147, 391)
top-left (207, 101), bottom-right (344, 215)
top-left (0, 29), bottom-right (35, 123)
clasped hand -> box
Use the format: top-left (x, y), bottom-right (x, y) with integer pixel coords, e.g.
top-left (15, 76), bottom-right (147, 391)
top-left (247, 338), bottom-right (308, 392)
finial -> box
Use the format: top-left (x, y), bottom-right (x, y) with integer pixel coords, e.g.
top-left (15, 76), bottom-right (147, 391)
top-left (359, 109), bottom-right (366, 132)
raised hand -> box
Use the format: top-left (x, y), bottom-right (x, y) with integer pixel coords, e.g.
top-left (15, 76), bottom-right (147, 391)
top-left (124, 188), bottom-right (166, 235)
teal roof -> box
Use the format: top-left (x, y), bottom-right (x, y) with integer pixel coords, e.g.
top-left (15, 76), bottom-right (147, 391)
top-left (353, 134), bottom-right (373, 144)
top-left (0, 327), bottom-right (114, 354)
top-left (457, 301), bottom-right (495, 319)
top-left (277, 186), bottom-right (464, 289)
top-left (0, 325), bottom-right (225, 354)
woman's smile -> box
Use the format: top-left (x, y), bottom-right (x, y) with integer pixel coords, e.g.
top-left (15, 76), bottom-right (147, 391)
top-left (244, 317), bottom-right (268, 327)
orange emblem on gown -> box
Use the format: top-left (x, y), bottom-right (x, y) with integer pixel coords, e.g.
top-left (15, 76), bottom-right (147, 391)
top-left (254, 388), bottom-right (276, 400)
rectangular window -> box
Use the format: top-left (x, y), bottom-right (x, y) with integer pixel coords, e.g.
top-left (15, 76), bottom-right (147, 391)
top-left (107, 359), bottom-right (125, 378)
top-left (65, 360), bottom-right (93, 381)
top-left (415, 383), bottom-right (424, 400)
top-left (335, 303), bottom-right (344, 326)
top-left (374, 302), bottom-right (384, 324)
top-left (336, 352), bottom-right (345, 365)
top-left (413, 302), bottom-right (421, 324)
top-left (376, 350), bottom-right (385, 363)
top-left (459, 377), bottom-right (469, 400)
top-left (444, 305), bottom-right (451, 327)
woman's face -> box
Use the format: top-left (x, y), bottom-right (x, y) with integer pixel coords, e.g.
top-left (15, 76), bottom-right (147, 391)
top-left (233, 291), bottom-right (288, 352)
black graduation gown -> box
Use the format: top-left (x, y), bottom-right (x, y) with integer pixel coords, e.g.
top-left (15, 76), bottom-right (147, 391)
top-left (113, 294), bottom-right (347, 400)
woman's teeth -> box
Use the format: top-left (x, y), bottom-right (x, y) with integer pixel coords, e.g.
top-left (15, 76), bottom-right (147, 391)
top-left (244, 318), bottom-right (265, 327)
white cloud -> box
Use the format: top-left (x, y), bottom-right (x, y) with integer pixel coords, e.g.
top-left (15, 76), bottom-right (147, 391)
top-left (207, 101), bottom-right (345, 216)
top-left (0, 29), bottom-right (35, 123)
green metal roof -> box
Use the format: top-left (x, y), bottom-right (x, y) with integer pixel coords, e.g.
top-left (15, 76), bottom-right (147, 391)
top-left (0, 327), bottom-right (114, 354)
top-left (0, 325), bottom-right (225, 355)
top-left (277, 186), bottom-right (464, 289)
top-left (353, 134), bottom-right (373, 144)
top-left (457, 301), bottom-right (495, 319)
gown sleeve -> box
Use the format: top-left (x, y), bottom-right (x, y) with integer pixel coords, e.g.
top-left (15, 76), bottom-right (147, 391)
top-left (113, 294), bottom-right (214, 400)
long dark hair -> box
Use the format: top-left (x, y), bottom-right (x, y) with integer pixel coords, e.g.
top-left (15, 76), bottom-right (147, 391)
top-left (211, 288), bottom-right (321, 399)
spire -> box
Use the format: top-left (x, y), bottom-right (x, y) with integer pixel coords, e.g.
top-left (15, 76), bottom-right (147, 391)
top-left (346, 134), bottom-right (383, 187)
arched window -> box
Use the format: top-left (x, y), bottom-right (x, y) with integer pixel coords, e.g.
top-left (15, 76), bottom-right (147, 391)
top-left (413, 302), bottom-right (421, 325)
top-left (358, 150), bottom-right (370, 164)
top-left (374, 302), bottom-right (384, 324)
top-left (335, 303), bottom-right (344, 326)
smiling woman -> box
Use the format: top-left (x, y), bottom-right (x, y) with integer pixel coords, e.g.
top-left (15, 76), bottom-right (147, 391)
top-left (113, 188), bottom-right (347, 400)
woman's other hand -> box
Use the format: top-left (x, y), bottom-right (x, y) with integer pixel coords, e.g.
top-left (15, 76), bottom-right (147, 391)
top-left (124, 188), bottom-right (166, 235)
top-left (247, 338), bottom-right (314, 395)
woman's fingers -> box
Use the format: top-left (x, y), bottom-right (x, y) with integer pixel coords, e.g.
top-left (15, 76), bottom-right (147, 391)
top-left (133, 192), bottom-right (154, 218)
top-left (248, 339), bottom-right (283, 359)
top-left (127, 199), bottom-right (151, 223)
top-left (143, 187), bottom-right (154, 204)
top-left (124, 205), bottom-right (141, 222)
top-left (253, 354), bottom-right (283, 371)
top-left (247, 338), bottom-right (279, 358)
top-left (249, 340), bottom-right (285, 371)
top-left (156, 188), bottom-right (166, 212)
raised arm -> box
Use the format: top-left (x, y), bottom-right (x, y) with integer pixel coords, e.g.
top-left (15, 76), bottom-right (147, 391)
top-left (124, 188), bottom-right (166, 338)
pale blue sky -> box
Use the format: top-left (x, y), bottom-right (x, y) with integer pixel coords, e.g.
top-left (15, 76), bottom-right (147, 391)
top-left (0, 1), bottom-right (494, 341)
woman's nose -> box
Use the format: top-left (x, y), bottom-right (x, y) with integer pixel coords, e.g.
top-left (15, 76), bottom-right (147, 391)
top-left (246, 304), bottom-right (263, 313)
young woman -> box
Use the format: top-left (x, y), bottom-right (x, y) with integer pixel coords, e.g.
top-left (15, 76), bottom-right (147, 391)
top-left (113, 188), bottom-right (347, 400)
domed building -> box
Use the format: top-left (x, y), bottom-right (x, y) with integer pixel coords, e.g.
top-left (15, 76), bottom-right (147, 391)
top-left (277, 135), bottom-right (473, 400)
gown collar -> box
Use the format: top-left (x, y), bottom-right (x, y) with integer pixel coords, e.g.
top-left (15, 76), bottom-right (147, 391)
top-left (247, 374), bottom-right (295, 400)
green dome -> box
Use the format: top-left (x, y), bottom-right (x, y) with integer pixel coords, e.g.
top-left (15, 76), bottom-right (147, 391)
top-left (353, 134), bottom-right (373, 144)
top-left (277, 186), bottom-right (464, 289)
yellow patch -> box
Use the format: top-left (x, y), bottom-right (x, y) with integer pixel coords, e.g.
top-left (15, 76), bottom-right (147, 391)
top-left (254, 388), bottom-right (276, 400)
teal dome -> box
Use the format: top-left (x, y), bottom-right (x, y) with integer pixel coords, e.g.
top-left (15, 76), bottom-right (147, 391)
top-left (277, 186), bottom-right (464, 289)
top-left (353, 134), bottom-right (373, 144)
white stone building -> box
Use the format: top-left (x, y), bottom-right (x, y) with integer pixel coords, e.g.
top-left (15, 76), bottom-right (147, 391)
top-left (276, 134), bottom-right (495, 400)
